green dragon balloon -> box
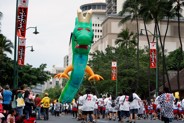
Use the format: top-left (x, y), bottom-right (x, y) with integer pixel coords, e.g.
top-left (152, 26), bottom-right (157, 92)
top-left (55, 9), bottom-right (103, 103)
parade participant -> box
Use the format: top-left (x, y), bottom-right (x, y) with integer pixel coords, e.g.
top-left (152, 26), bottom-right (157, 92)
top-left (54, 100), bottom-right (61, 117)
top-left (98, 95), bottom-right (105, 119)
top-left (72, 99), bottom-right (78, 119)
top-left (77, 93), bottom-right (83, 120)
top-left (129, 89), bottom-right (141, 123)
top-left (119, 91), bottom-right (130, 122)
top-left (158, 87), bottom-right (175, 123)
top-left (81, 89), bottom-right (97, 123)
top-left (41, 93), bottom-right (50, 120)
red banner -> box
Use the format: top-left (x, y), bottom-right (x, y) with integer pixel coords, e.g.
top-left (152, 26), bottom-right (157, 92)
top-left (17, 0), bottom-right (29, 37)
top-left (18, 38), bottom-right (26, 66)
top-left (111, 61), bottom-right (117, 80)
top-left (150, 42), bottom-right (156, 68)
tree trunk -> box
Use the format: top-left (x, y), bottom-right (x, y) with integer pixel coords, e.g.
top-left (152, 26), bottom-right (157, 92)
top-left (136, 17), bottom-right (139, 91)
top-left (143, 20), bottom-right (151, 98)
top-left (162, 17), bottom-right (171, 90)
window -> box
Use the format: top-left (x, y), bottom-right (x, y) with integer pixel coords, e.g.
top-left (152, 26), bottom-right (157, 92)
top-left (100, 30), bottom-right (102, 32)
top-left (98, 24), bottom-right (100, 27)
top-left (92, 5), bottom-right (96, 9)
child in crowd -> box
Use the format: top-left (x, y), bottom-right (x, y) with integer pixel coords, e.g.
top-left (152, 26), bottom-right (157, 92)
top-left (7, 109), bottom-right (16, 123)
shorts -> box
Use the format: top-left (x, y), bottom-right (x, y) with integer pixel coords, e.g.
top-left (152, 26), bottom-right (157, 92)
top-left (121, 111), bottom-right (130, 118)
top-left (82, 111), bottom-right (93, 115)
top-left (78, 109), bottom-right (82, 115)
top-left (94, 109), bottom-right (98, 115)
top-left (130, 109), bottom-right (138, 114)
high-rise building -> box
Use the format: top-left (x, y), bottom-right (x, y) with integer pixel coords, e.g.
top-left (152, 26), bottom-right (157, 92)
top-left (80, 1), bottom-right (106, 43)
top-left (106, 0), bottom-right (125, 15)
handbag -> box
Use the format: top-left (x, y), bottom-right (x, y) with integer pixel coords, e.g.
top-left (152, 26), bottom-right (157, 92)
top-left (11, 96), bottom-right (17, 109)
top-left (16, 97), bottom-right (25, 107)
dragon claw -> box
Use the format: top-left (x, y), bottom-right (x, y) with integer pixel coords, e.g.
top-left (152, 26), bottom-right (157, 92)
top-left (54, 73), bottom-right (70, 79)
top-left (88, 74), bottom-right (104, 81)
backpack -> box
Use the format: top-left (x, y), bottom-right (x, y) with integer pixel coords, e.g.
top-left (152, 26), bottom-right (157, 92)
top-left (128, 93), bottom-right (133, 102)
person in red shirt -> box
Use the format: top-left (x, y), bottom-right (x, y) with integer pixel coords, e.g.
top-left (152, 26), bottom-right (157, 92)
top-left (34, 94), bottom-right (41, 120)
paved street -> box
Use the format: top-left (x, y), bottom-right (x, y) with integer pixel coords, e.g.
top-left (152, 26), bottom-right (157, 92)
top-left (37, 114), bottom-right (184, 123)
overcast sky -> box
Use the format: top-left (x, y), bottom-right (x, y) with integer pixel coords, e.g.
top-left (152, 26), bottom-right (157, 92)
top-left (0, 0), bottom-right (96, 70)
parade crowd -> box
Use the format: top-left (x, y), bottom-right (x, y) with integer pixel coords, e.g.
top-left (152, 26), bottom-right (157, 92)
top-left (0, 84), bottom-right (184, 123)
top-left (49, 87), bottom-right (183, 123)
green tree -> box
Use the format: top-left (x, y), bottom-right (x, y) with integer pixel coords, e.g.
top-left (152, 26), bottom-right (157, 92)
top-left (18, 64), bottom-right (51, 87)
top-left (119, 0), bottom-right (141, 89)
top-left (44, 86), bottom-right (62, 100)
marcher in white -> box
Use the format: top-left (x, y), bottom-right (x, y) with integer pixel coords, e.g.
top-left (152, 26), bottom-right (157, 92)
top-left (129, 89), bottom-right (141, 123)
top-left (119, 91), bottom-right (130, 122)
top-left (81, 89), bottom-right (97, 123)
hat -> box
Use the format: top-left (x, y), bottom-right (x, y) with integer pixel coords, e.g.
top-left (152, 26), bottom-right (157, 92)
top-left (45, 93), bottom-right (49, 96)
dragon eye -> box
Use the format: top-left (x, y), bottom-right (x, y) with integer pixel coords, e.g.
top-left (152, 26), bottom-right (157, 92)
top-left (86, 28), bottom-right (90, 32)
top-left (77, 28), bottom-right (83, 31)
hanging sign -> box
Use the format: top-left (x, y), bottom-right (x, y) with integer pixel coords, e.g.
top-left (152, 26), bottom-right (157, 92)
top-left (17, 0), bottom-right (29, 37)
top-left (150, 42), bottom-right (156, 68)
top-left (18, 38), bottom-right (26, 66)
top-left (111, 61), bottom-right (117, 80)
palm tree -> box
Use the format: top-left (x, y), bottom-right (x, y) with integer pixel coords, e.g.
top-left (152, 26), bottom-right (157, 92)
top-left (0, 12), bottom-right (3, 33)
top-left (172, 0), bottom-right (184, 93)
top-left (0, 34), bottom-right (13, 55)
top-left (119, 0), bottom-right (141, 90)
top-left (115, 28), bottom-right (137, 49)
top-left (139, 0), bottom-right (174, 90)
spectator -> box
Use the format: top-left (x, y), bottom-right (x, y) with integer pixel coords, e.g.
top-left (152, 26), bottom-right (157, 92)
top-left (158, 87), bottom-right (175, 123)
top-left (7, 109), bottom-right (16, 123)
top-left (0, 86), bottom-right (3, 113)
top-left (3, 85), bottom-right (12, 114)
top-left (16, 91), bottom-right (25, 116)
top-left (41, 93), bottom-right (50, 120)
top-left (24, 90), bottom-right (34, 119)
top-left (34, 94), bottom-right (41, 120)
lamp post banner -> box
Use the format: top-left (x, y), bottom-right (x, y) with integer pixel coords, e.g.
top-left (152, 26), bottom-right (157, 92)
top-left (150, 49), bottom-right (156, 68)
top-left (17, 0), bottom-right (29, 37)
top-left (150, 42), bottom-right (156, 68)
top-left (18, 38), bottom-right (26, 66)
top-left (111, 61), bottom-right (117, 80)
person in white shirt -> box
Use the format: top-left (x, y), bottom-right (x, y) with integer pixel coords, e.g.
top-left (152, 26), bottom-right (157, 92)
top-left (81, 89), bottom-right (97, 123)
top-left (129, 89), bottom-right (141, 123)
top-left (119, 91), bottom-right (130, 122)
top-left (97, 95), bottom-right (105, 118)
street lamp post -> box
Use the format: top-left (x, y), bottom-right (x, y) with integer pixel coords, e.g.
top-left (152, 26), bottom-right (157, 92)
top-left (13, 26), bottom-right (39, 89)
top-left (112, 50), bottom-right (118, 96)
top-left (26, 46), bottom-right (35, 52)
top-left (140, 29), bottom-right (159, 97)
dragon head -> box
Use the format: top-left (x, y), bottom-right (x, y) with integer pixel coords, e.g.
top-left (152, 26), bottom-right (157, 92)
top-left (72, 9), bottom-right (94, 54)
